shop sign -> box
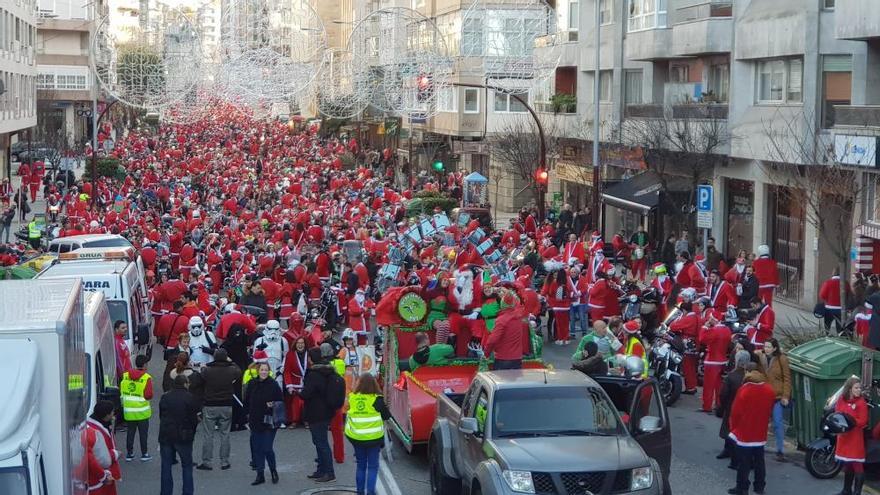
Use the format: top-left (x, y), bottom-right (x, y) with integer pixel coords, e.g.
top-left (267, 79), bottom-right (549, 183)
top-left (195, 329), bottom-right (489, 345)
top-left (835, 135), bottom-right (877, 167)
top-left (555, 161), bottom-right (593, 186)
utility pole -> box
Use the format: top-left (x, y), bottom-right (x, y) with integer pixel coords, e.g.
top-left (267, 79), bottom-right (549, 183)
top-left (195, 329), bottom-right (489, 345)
top-left (592, 0), bottom-right (602, 236)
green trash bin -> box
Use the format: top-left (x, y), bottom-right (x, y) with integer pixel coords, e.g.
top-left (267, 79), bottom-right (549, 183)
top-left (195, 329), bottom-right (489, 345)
top-left (788, 337), bottom-right (880, 448)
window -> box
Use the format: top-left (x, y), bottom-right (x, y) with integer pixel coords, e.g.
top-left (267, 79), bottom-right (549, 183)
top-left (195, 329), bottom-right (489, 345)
top-left (569, 1), bottom-right (579, 30)
top-left (37, 73), bottom-right (53, 89)
top-left (462, 17), bottom-right (483, 56)
top-left (709, 63), bottom-right (730, 102)
top-left (598, 70), bottom-right (612, 102)
top-left (624, 70), bottom-right (643, 105)
top-left (864, 174), bottom-right (880, 224)
top-left (474, 390), bottom-right (489, 436)
top-left (824, 0), bottom-right (835, 8)
top-left (494, 90), bottom-right (529, 112)
top-left (628, 0), bottom-right (667, 31)
top-left (822, 54), bottom-right (852, 128)
top-left (464, 88), bottom-right (480, 113)
top-left (670, 64), bottom-right (689, 83)
top-left (438, 87), bottom-right (457, 112)
top-left (757, 58), bottom-right (802, 103)
top-left (600, 0), bottom-right (613, 25)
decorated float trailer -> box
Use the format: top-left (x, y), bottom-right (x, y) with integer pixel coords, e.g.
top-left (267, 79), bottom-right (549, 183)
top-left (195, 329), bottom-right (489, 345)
top-left (376, 286), bottom-right (544, 452)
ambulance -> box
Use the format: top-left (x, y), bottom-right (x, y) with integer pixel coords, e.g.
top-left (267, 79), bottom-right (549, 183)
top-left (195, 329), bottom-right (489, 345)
top-left (37, 246), bottom-right (152, 361)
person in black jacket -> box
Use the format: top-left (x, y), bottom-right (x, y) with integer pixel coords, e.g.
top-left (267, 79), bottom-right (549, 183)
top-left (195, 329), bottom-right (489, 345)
top-left (300, 347), bottom-right (341, 483)
top-left (197, 349), bottom-right (241, 471)
top-left (717, 351), bottom-right (752, 468)
top-left (244, 362), bottom-right (283, 485)
top-left (159, 374), bottom-right (201, 495)
top-left (221, 324), bottom-right (252, 431)
top-left (738, 266), bottom-right (759, 310)
top-left (571, 341), bottom-right (608, 376)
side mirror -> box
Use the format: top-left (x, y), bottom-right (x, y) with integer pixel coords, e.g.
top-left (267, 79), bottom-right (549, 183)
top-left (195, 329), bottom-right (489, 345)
top-left (136, 323), bottom-right (150, 345)
top-left (638, 416), bottom-right (663, 434)
top-left (459, 417), bottom-right (479, 436)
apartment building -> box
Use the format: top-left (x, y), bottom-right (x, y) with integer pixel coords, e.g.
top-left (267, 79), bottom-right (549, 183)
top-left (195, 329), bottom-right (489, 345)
top-left (0, 0), bottom-right (38, 180)
top-left (531, 0), bottom-right (876, 306)
top-left (35, 0), bottom-right (99, 148)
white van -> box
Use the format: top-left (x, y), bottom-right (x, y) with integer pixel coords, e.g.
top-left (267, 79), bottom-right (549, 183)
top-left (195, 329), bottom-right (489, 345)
top-left (47, 233), bottom-right (133, 255)
top-left (83, 290), bottom-right (118, 410)
top-left (37, 247), bottom-right (152, 363)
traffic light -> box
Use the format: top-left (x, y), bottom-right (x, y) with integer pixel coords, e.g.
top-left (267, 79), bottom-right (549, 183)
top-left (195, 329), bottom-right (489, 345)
top-left (536, 168), bottom-right (548, 188)
top-left (433, 160), bottom-right (444, 172)
top-left (417, 74), bottom-right (433, 102)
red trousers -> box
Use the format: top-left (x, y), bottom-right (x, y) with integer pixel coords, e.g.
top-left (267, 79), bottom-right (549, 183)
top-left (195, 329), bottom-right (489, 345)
top-left (553, 309), bottom-right (570, 341)
top-left (29, 183), bottom-right (38, 202)
top-left (285, 393), bottom-right (304, 424)
top-left (330, 409), bottom-right (345, 463)
top-left (449, 313), bottom-right (480, 356)
top-left (683, 354), bottom-right (699, 391)
top-left (631, 258), bottom-right (647, 281)
top-left (759, 287), bottom-right (774, 306)
top-left (702, 363), bottom-right (724, 412)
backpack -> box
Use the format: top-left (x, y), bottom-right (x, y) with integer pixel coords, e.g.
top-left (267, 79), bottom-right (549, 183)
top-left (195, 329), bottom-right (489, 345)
top-left (327, 371), bottom-right (346, 411)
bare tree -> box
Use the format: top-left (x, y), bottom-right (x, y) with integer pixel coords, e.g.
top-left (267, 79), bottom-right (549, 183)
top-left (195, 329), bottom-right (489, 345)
top-left (759, 109), bottom-right (874, 325)
top-left (488, 115), bottom-right (560, 218)
top-left (619, 107), bottom-right (731, 239)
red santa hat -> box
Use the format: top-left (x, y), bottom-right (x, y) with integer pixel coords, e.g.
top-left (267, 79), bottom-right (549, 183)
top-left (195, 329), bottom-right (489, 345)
top-left (695, 254), bottom-right (706, 265)
top-left (252, 349), bottom-right (269, 363)
top-left (623, 320), bottom-right (641, 334)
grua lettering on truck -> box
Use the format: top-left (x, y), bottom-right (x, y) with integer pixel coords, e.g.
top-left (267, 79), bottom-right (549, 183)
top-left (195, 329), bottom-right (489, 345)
top-left (0, 279), bottom-right (96, 495)
top-left (37, 247), bottom-right (152, 365)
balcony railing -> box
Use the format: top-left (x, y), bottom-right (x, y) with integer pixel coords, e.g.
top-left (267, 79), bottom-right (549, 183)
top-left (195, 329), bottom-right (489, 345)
top-left (833, 105), bottom-right (880, 128)
top-left (625, 103), bottom-right (729, 120)
top-left (675, 1), bottom-right (733, 23)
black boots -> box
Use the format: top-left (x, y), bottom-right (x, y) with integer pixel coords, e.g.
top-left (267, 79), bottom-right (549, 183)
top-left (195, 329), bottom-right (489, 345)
top-left (853, 473), bottom-right (864, 495)
top-left (837, 471), bottom-right (855, 495)
top-left (251, 471), bottom-right (266, 486)
top-left (270, 468), bottom-right (279, 484)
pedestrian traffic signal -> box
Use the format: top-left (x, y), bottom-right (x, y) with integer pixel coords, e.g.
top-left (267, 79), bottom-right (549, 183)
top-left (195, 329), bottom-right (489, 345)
top-left (536, 168), bottom-right (548, 186)
top-left (433, 160), bottom-right (444, 172)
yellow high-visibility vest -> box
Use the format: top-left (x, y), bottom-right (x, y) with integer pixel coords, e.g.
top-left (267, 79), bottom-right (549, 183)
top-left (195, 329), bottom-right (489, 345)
top-left (344, 393), bottom-right (384, 441)
top-left (28, 221), bottom-right (40, 239)
top-left (120, 371), bottom-right (152, 421)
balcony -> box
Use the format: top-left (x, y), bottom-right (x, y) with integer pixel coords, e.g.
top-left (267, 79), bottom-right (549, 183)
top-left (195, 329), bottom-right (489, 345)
top-left (534, 31), bottom-right (580, 66)
top-left (624, 28), bottom-right (672, 61)
top-left (835, 0), bottom-right (880, 40)
top-left (832, 106), bottom-right (880, 128)
top-left (672, 17), bottom-right (732, 56)
top-left (624, 103), bottom-right (729, 120)
top-left (624, 104), bottom-right (664, 118)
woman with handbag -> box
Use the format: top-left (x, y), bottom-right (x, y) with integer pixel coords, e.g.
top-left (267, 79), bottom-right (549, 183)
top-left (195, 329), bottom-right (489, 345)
top-left (244, 362), bottom-right (283, 485)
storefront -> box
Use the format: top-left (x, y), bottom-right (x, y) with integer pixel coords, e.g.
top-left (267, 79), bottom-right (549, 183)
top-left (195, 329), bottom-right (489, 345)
top-left (725, 178), bottom-right (754, 256)
top-left (601, 170), bottom-right (691, 245)
top-left (767, 185), bottom-right (806, 302)
top-left (556, 160), bottom-right (594, 210)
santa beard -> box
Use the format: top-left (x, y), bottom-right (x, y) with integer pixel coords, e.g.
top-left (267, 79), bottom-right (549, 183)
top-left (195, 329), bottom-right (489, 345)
top-left (454, 270), bottom-right (474, 310)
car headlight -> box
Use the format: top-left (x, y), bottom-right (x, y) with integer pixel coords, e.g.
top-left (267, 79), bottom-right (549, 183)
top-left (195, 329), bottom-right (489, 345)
top-left (502, 470), bottom-right (535, 494)
top-left (631, 466), bottom-right (654, 491)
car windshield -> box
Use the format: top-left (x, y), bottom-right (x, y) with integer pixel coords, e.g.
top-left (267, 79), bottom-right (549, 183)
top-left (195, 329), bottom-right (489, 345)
top-left (492, 386), bottom-right (624, 438)
top-left (0, 467), bottom-right (29, 494)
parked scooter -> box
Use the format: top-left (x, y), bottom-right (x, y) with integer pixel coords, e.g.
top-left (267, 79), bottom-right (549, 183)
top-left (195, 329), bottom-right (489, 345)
top-left (649, 307), bottom-right (688, 406)
top-left (805, 380), bottom-right (880, 479)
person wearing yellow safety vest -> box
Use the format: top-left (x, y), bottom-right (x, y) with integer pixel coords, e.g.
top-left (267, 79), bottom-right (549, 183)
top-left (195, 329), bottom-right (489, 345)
top-left (27, 217), bottom-right (41, 250)
top-left (344, 373), bottom-right (390, 495)
top-left (617, 319), bottom-right (649, 378)
top-left (121, 355), bottom-right (154, 462)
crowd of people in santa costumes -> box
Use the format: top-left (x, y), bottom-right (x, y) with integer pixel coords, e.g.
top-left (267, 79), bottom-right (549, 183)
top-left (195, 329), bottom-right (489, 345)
top-left (1, 96), bottom-right (836, 493)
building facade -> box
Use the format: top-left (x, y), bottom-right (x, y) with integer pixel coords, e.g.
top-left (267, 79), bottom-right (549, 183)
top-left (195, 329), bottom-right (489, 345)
top-left (531, 0), bottom-right (877, 307)
top-left (1, 0), bottom-right (38, 179)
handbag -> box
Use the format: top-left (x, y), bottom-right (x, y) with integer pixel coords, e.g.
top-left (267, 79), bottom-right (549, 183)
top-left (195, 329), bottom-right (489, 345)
top-left (263, 401), bottom-right (287, 429)
top-left (813, 302), bottom-right (827, 318)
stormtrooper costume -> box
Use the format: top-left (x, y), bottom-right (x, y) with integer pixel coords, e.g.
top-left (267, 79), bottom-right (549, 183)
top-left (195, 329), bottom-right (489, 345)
top-left (187, 316), bottom-right (217, 367)
top-left (253, 320), bottom-right (290, 375)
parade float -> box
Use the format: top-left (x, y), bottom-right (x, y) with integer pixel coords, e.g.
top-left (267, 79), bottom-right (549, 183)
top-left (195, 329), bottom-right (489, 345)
top-left (376, 285), bottom-right (544, 452)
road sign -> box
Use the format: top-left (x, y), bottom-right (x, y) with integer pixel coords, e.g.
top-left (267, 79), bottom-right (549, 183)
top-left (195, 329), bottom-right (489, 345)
top-left (696, 185), bottom-right (713, 229)
top-left (697, 185), bottom-right (713, 212)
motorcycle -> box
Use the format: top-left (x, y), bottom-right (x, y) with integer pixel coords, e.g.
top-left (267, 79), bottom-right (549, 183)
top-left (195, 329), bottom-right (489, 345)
top-left (648, 324), bottom-right (687, 406)
top-left (806, 380), bottom-right (880, 479)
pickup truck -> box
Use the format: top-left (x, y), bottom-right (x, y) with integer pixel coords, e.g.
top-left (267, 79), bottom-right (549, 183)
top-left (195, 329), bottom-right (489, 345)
top-left (429, 369), bottom-right (672, 495)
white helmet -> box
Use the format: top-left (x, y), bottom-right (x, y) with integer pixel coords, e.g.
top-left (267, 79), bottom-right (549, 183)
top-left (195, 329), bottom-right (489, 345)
top-left (223, 303), bottom-right (238, 313)
top-left (341, 328), bottom-right (355, 341)
top-left (624, 356), bottom-right (645, 378)
top-left (264, 320), bottom-right (281, 341)
top-left (188, 316), bottom-right (205, 336)
top-left (757, 244), bottom-right (770, 257)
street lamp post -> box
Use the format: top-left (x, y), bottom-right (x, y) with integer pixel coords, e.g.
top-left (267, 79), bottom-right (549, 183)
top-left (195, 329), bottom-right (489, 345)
top-left (592, 0), bottom-right (602, 235)
top-left (452, 81), bottom-right (548, 221)
top-left (89, 98), bottom-right (118, 208)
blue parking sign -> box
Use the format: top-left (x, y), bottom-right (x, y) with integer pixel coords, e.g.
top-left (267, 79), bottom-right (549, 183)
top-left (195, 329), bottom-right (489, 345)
top-left (697, 185), bottom-right (713, 212)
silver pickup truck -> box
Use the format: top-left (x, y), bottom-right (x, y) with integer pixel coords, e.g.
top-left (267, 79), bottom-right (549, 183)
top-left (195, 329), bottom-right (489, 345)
top-left (429, 369), bottom-right (671, 495)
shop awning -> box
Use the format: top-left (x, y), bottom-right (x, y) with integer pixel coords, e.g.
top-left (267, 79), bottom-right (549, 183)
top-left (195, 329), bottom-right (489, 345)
top-left (601, 170), bottom-right (692, 214)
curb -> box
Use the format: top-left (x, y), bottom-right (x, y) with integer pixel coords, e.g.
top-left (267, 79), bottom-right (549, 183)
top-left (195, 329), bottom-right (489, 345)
top-left (377, 459), bottom-right (402, 495)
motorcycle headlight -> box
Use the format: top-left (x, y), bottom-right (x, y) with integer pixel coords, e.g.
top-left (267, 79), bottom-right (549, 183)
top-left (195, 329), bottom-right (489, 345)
top-left (629, 294), bottom-right (638, 303)
top-left (671, 352), bottom-right (683, 364)
top-left (502, 470), bottom-right (535, 494)
top-left (631, 466), bottom-right (653, 491)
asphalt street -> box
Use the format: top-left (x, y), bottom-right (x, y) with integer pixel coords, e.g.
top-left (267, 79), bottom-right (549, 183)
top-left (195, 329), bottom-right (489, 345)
top-left (115, 334), bottom-right (843, 495)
